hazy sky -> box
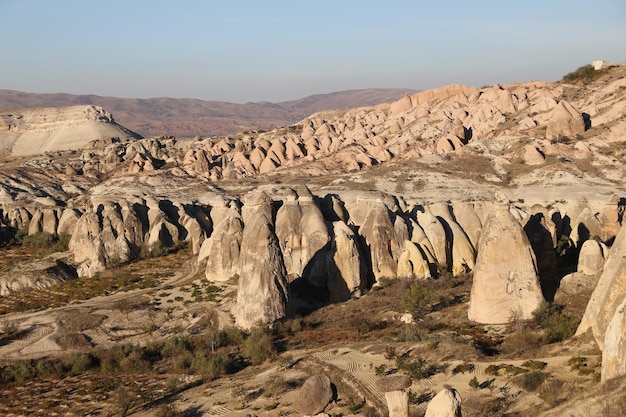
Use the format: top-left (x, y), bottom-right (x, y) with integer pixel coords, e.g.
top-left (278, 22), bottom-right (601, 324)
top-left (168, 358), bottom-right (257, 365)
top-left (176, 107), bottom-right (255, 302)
top-left (1, 0), bottom-right (625, 103)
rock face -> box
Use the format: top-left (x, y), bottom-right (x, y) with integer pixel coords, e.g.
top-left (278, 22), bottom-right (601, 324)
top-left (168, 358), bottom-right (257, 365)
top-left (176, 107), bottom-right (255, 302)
top-left (424, 386), bottom-right (462, 417)
top-left (201, 212), bottom-right (243, 282)
top-left (577, 239), bottom-right (607, 276)
top-left (0, 105), bottom-right (141, 157)
top-left (577, 224), bottom-right (626, 350)
top-left (602, 297), bottom-right (626, 382)
top-left (293, 375), bottom-right (334, 416)
top-left (0, 259), bottom-right (77, 296)
top-left (468, 201), bottom-right (545, 324)
top-left (545, 100), bottom-right (586, 140)
top-left (234, 192), bottom-right (289, 330)
top-left (326, 221), bottom-right (366, 302)
top-left (275, 187), bottom-right (330, 285)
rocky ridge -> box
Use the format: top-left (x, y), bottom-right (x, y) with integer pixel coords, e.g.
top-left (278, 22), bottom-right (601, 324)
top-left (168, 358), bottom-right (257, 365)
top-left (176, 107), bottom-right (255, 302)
top-left (1, 64), bottom-right (626, 384)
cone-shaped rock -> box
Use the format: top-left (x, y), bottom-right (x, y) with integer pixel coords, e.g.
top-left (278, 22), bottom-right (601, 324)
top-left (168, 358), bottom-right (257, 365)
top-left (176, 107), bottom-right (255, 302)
top-left (468, 202), bottom-right (544, 323)
top-left (234, 192), bottom-right (289, 330)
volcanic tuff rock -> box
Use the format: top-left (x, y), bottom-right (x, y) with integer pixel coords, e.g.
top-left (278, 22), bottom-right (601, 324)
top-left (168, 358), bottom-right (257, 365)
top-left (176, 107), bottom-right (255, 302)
top-left (424, 386), bottom-right (463, 417)
top-left (0, 105), bottom-right (141, 157)
top-left (294, 374), bottom-right (334, 416)
top-left (234, 191), bottom-right (289, 330)
top-left (1, 64), bottom-right (626, 335)
top-left (577, 223), bottom-right (626, 350)
top-left (468, 198), bottom-right (545, 324)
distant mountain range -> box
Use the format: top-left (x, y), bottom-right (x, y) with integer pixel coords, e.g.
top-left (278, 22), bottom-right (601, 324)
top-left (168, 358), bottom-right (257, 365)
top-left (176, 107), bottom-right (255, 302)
top-left (0, 88), bottom-right (417, 138)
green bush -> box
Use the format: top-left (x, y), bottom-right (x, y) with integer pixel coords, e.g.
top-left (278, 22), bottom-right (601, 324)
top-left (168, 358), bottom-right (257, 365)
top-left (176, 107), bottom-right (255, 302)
top-left (243, 326), bottom-right (277, 365)
top-left (517, 371), bottom-right (547, 391)
top-left (532, 302), bottom-right (580, 343)
top-left (522, 360), bottom-right (547, 371)
top-left (562, 64), bottom-right (605, 84)
top-left (469, 376), bottom-right (480, 389)
top-left (20, 232), bottom-right (70, 252)
top-left (395, 355), bottom-right (440, 380)
top-left (402, 282), bottom-right (436, 320)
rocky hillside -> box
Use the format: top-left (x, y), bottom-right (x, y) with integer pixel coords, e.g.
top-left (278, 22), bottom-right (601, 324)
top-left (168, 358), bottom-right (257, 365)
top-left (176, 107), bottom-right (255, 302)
top-left (0, 88), bottom-right (417, 138)
top-left (0, 105), bottom-right (141, 157)
top-left (1, 64), bottom-right (626, 416)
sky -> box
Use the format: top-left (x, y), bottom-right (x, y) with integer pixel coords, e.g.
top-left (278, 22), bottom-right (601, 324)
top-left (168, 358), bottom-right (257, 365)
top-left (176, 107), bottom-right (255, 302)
top-left (1, 0), bottom-right (625, 103)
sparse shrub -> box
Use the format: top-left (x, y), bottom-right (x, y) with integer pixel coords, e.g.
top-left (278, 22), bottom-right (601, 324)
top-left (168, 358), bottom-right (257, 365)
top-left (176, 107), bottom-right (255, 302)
top-left (243, 326), bottom-right (277, 365)
top-left (562, 64), bottom-right (605, 84)
top-left (568, 356), bottom-right (595, 376)
top-left (155, 404), bottom-right (182, 417)
top-left (62, 352), bottom-right (97, 375)
top-left (1, 319), bottom-right (18, 337)
top-left (402, 282), bottom-right (436, 320)
top-left (453, 362), bottom-right (475, 374)
top-left (139, 241), bottom-right (169, 259)
top-left (395, 355), bottom-right (440, 380)
top-left (374, 364), bottom-right (388, 376)
top-left (532, 302), bottom-right (580, 343)
top-left (20, 232), bottom-right (70, 252)
top-left (516, 371), bottom-right (547, 391)
top-left (165, 377), bottom-right (183, 394)
top-left (522, 360), bottom-right (547, 371)
top-left (469, 376), bottom-right (480, 389)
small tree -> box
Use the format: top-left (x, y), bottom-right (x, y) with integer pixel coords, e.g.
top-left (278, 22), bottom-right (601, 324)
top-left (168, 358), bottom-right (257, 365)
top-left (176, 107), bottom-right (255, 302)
top-left (402, 282), bottom-right (435, 320)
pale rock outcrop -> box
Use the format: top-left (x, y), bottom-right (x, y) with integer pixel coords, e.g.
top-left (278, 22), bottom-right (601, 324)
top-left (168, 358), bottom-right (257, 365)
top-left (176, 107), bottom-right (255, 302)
top-left (275, 188), bottom-right (330, 285)
top-left (577, 224), bottom-right (626, 349)
top-left (577, 239), bottom-right (607, 276)
top-left (69, 212), bottom-right (106, 277)
top-left (570, 207), bottom-right (603, 248)
top-left (424, 386), bottom-right (462, 417)
top-left (234, 192), bottom-right (289, 329)
top-left (602, 298), bottom-right (626, 382)
top-left (408, 219), bottom-right (437, 267)
top-left (57, 208), bottom-right (82, 235)
top-left (397, 240), bottom-right (431, 279)
top-left (0, 259), bottom-right (77, 296)
top-left (360, 203), bottom-right (403, 282)
top-left (523, 144), bottom-right (546, 165)
top-left (201, 215), bottom-right (243, 282)
top-left (326, 221), bottom-right (366, 302)
top-left (468, 199), bottom-right (544, 323)
top-left (293, 375), bottom-right (334, 416)
top-left (451, 202), bottom-right (482, 249)
top-left (415, 211), bottom-right (448, 269)
top-left (376, 375), bottom-right (412, 417)
top-left (545, 100), bottom-right (586, 140)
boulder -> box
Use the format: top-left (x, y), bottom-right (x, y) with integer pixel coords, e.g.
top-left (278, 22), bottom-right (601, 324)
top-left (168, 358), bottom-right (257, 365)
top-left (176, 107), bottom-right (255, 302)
top-left (577, 239), bottom-right (607, 276)
top-left (294, 375), bottom-right (334, 416)
top-left (376, 375), bottom-right (412, 417)
top-left (468, 200), bottom-right (544, 323)
top-left (523, 144), bottom-right (546, 165)
top-left (425, 386), bottom-right (462, 417)
top-left (545, 100), bottom-right (586, 140)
